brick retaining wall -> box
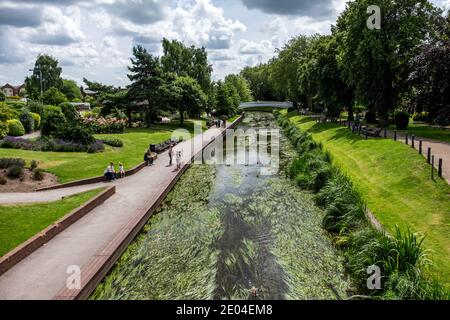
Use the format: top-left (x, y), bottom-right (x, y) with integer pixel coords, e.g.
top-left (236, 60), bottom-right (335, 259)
top-left (0, 186), bottom-right (116, 276)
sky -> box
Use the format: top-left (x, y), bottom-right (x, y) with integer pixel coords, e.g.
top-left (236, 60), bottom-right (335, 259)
top-left (0, 0), bottom-right (448, 87)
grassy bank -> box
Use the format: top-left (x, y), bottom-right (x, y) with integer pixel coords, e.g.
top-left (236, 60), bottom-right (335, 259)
top-left (0, 188), bottom-right (104, 257)
top-left (394, 124), bottom-right (450, 143)
top-left (276, 110), bottom-right (449, 299)
top-left (0, 120), bottom-right (204, 183)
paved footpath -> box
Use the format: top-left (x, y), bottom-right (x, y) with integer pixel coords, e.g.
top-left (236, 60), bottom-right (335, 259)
top-left (0, 124), bottom-right (230, 299)
top-left (386, 130), bottom-right (450, 184)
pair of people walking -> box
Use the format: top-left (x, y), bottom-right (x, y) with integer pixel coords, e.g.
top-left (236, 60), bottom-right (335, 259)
top-left (168, 144), bottom-right (182, 170)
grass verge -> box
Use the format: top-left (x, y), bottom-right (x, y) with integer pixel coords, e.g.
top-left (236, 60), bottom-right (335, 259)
top-left (0, 188), bottom-right (104, 257)
top-left (276, 110), bottom-right (449, 299)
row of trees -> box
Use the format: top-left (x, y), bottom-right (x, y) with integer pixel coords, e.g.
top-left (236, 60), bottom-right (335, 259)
top-left (87, 39), bottom-right (253, 127)
top-left (240, 0), bottom-right (449, 126)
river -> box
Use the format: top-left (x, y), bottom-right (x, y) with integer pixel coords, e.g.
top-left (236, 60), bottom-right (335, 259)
top-left (90, 112), bottom-right (350, 300)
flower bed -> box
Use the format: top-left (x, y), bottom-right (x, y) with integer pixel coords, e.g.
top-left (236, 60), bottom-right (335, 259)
top-left (81, 116), bottom-right (126, 134)
top-left (0, 136), bottom-right (104, 153)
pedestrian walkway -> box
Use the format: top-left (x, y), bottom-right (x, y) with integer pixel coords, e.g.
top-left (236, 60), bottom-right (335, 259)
top-left (0, 123), bottom-right (232, 299)
top-left (386, 130), bottom-right (450, 184)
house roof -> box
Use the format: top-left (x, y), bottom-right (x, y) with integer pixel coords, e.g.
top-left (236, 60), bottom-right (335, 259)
top-left (1, 83), bottom-right (25, 90)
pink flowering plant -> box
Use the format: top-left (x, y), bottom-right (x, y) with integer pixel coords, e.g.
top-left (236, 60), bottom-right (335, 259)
top-left (81, 115), bottom-right (126, 134)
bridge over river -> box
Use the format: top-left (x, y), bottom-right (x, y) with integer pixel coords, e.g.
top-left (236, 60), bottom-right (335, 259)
top-left (239, 101), bottom-right (293, 110)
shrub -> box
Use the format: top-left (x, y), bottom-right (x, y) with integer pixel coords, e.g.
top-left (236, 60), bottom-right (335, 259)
top-left (41, 105), bottom-right (66, 136)
top-left (31, 112), bottom-right (41, 129)
top-left (0, 136), bottom-right (104, 153)
top-left (0, 102), bottom-right (20, 121)
top-left (86, 141), bottom-right (105, 153)
top-left (30, 160), bottom-right (38, 171)
top-left (0, 174), bottom-right (6, 185)
top-left (101, 138), bottom-right (123, 147)
top-left (364, 110), bottom-right (377, 124)
top-left (0, 121), bottom-right (8, 138)
top-left (394, 111), bottom-right (410, 130)
top-left (60, 102), bottom-right (78, 123)
top-left (55, 122), bottom-right (95, 145)
top-left (7, 165), bottom-right (24, 179)
top-left (32, 168), bottom-right (44, 181)
top-left (0, 158), bottom-right (25, 169)
top-left (412, 112), bottom-right (429, 122)
top-left (0, 91), bottom-right (5, 102)
top-left (43, 87), bottom-right (67, 106)
top-left (7, 119), bottom-right (25, 136)
top-left (27, 101), bottom-right (45, 116)
top-left (19, 111), bottom-right (35, 133)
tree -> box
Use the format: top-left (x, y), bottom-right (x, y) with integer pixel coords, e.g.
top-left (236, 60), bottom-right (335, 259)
top-left (168, 76), bottom-right (206, 125)
top-left (409, 42), bottom-right (450, 126)
top-left (336, 0), bottom-right (437, 126)
top-left (270, 35), bottom-right (311, 107)
top-left (224, 74), bottom-right (253, 103)
top-left (25, 55), bottom-right (63, 101)
top-left (127, 45), bottom-right (164, 126)
top-left (214, 81), bottom-right (240, 117)
top-left (41, 105), bottom-right (66, 136)
top-left (43, 87), bottom-right (67, 106)
top-left (240, 64), bottom-right (277, 101)
top-left (0, 91), bottom-right (5, 102)
top-left (161, 38), bottom-right (213, 93)
top-left (298, 35), bottom-right (353, 118)
top-left (61, 79), bottom-right (82, 101)
top-left (99, 90), bottom-right (138, 127)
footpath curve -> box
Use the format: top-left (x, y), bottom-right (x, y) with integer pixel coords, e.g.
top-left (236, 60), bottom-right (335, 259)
top-left (0, 119), bottom-right (240, 299)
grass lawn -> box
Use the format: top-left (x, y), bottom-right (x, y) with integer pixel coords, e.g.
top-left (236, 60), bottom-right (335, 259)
top-left (0, 120), bottom-right (205, 183)
top-left (0, 188), bottom-right (104, 257)
top-left (285, 112), bottom-right (450, 283)
top-left (393, 123), bottom-right (450, 144)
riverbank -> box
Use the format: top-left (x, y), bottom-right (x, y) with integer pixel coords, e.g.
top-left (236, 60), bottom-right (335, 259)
top-left (276, 110), bottom-right (449, 299)
top-left (91, 112), bottom-right (351, 300)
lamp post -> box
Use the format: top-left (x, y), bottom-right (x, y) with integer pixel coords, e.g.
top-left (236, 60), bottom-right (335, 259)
top-left (29, 68), bottom-right (43, 103)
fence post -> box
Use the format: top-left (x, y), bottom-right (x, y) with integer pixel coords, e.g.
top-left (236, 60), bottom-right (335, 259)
top-left (405, 134), bottom-right (408, 145)
top-left (431, 156), bottom-right (435, 179)
top-left (394, 130), bottom-right (397, 141)
top-left (412, 135), bottom-right (415, 148)
top-left (438, 159), bottom-right (443, 178)
top-left (384, 128), bottom-right (387, 139)
top-left (419, 140), bottom-right (423, 155)
top-left (427, 147), bottom-right (431, 164)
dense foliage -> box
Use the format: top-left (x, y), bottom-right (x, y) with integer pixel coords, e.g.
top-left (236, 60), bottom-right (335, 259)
top-left (240, 1), bottom-right (448, 126)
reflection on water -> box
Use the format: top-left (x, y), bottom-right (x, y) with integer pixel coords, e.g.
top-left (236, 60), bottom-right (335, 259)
top-left (90, 112), bottom-right (350, 300)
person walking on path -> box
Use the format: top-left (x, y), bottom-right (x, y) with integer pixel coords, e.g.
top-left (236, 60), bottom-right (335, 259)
top-left (176, 150), bottom-right (182, 171)
top-left (168, 145), bottom-right (174, 166)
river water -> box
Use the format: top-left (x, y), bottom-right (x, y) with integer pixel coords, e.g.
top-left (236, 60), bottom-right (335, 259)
top-left (90, 112), bottom-right (350, 300)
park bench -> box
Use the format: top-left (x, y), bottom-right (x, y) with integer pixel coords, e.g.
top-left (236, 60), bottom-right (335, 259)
top-left (150, 138), bottom-right (182, 154)
top-left (361, 126), bottom-right (382, 137)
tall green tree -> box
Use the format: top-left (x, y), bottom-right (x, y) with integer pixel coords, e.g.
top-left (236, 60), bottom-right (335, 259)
top-left (298, 35), bottom-right (353, 118)
top-left (409, 10), bottom-right (450, 125)
top-left (270, 35), bottom-right (311, 107)
top-left (127, 45), bottom-right (164, 126)
top-left (214, 80), bottom-right (240, 117)
top-left (336, 0), bottom-right (437, 126)
top-left (61, 79), bottom-right (82, 101)
top-left (170, 76), bottom-right (206, 125)
top-left (25, 55), bottom-right (63, 101)
top-left (224, 74), bottom-right (253, 103)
